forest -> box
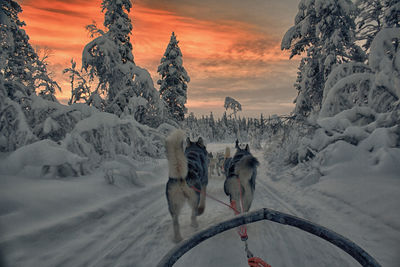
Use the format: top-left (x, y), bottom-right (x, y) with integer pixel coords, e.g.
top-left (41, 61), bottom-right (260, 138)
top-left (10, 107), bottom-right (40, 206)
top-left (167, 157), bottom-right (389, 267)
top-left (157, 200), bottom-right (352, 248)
top-left (0, 0), bottom-right (399, 266)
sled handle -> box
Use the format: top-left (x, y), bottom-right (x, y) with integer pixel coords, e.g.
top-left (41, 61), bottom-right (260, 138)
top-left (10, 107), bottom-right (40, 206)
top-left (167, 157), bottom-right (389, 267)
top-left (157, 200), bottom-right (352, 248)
top-left (157, 208), bottom-right (381, 267)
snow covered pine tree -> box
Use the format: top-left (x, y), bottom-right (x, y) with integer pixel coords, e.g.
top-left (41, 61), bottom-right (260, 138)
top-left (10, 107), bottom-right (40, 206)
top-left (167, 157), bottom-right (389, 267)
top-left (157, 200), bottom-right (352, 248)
top-left (0, 0), bottom-right (62, 151)
top-left (0, 0), bottom-right (60, 103)
top-left (157, 32), bottom-right (190, 122)
top-left (82, 0), bottom-right (163, 125)
top-left (224, 96), bottom-right (242, 120)
top-left (281, 0), bottom-right (365, 117)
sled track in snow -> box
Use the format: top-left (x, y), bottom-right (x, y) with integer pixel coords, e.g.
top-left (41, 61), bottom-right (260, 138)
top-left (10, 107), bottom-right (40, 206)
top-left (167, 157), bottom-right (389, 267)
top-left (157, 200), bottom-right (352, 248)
top-left (85, 191), bottom-right (169, 267)
top-left (256, 178), bottom-right (302, 217)
top-left (2, 183), bottom-right (168, 267)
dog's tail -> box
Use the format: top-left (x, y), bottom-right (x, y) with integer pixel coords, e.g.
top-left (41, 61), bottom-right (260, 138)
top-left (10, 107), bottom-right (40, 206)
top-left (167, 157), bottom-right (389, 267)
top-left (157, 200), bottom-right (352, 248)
top-left (224, 147), bottom-right (231, 159)
top-left (165, 130), bottom-right (188, 179)
top-left (234, 155), bottom-right (259, 182)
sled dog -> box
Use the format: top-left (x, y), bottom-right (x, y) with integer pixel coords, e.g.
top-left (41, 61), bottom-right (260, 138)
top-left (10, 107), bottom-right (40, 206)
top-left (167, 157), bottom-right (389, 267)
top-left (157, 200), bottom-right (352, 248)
top-left (223, 146), bottom-right (232, 176)
top-left (165, 130), bottom-right (208, 243)
top-left (208, 152), bottom-right (222, 177)
top-left (215, 152), bottom-right (225, 176)
top-left (224, 140), bottom-right (259, 212)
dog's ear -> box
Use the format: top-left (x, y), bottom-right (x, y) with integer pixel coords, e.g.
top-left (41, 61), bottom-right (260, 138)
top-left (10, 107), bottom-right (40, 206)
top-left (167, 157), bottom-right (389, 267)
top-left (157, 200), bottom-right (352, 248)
top-left (235, 139), bottom-right (239, 149)
top-left (186, 137), bottom-right (192, 147)
top-left (197, 137), bottom-right (205, 147)
top-left (245, 144), bottom-right (250, 152)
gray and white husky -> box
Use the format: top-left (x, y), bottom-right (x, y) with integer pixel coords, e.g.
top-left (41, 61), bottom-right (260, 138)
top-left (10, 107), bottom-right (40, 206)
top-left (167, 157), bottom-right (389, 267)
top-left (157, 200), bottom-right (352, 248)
top-left (207, 152), bottom-right (223, 177)
top-left (224, 140), bottom-right (259, 213)
top-left (165, 130), bottom-right (208, 243)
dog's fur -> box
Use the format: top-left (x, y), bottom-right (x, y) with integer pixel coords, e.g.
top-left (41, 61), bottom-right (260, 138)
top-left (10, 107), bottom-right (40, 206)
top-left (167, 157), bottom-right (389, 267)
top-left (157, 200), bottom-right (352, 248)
top-left (165, 130), bottom-right (208, 243)
top-left (215, 152), bottom-right (225, 176)
top-left (223, 147), bottom-right (232, 176)
top-left (208, 152), bottom-right (223, 177)
top-left (223, 140), bottom-right (259, 213)
top-left (207, 152), bottom-right (216, 177)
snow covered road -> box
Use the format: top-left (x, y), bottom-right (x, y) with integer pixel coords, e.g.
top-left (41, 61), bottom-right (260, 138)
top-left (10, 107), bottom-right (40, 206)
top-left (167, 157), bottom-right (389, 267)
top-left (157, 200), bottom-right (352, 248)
top-left (0, 144), bottom-right (398, 266)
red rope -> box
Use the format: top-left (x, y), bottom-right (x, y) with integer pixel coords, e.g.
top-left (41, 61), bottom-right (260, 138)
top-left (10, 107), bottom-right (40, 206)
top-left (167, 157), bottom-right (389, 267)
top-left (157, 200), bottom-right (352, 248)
top-left (190, 186), bottom-right (240, 214)
top-left (248, 257), bottom-right (272, 267)
top-left (190, 181), bottom-right (248, 240)
top-left (190, 182), bottom-right (271, 267)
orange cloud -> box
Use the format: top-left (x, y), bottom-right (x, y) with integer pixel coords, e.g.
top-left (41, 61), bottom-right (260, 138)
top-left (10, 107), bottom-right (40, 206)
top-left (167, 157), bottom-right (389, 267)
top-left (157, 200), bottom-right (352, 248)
top-left (17, 0), bottom-right (297, 116)
top-left (186, 99), bottom-right (223, 109)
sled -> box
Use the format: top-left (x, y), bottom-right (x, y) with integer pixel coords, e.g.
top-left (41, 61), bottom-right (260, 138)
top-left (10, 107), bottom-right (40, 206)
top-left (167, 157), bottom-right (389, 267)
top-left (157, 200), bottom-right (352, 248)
top-left (157, 208), bottom-right (381, 267)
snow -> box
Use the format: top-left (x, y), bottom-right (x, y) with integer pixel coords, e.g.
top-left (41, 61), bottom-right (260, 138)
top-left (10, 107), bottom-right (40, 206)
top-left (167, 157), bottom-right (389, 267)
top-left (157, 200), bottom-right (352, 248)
top-left (280, 26), bottom-right (296, 50)
top-left (322, 62), bottom-right (372, 103)
top-left (73, 112), bottom-right (119, 133)
top-left (368, 28), bottom-right (400, 99)
top-left (319, 73), bottom-right (374, 118)
top-left (1, 2), bottom-right (399, 266)
top-left (43, 117), bottom-right (60, 135)
top-left (1, 143), bottom-right (399, 267)
top-left (0, 139), bottom-right (87, 175)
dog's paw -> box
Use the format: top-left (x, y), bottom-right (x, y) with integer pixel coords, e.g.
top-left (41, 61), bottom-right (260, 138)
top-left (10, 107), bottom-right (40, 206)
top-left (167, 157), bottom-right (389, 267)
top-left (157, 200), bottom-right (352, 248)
top-left (173, 235), bottom-right (183, 243)
top-left (197, 206), bottom-right (205, 215)
top-left (191, 220), bottom-right (199, 228)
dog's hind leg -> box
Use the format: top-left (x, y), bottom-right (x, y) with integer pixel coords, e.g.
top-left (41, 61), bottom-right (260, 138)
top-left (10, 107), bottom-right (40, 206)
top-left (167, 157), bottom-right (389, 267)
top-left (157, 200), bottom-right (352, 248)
top-left (197, 186), bottom-right (206, 215)
top-left (166, 180), bottom-right (185, 243)
top-left (239, 181), bottom-right (254, 212)
top-left (187, 189), bottom-right (201, 228)
top-left (171, 213), bottom-right (182, 243)
top-left (224, 178), bottom-right (243, 212)
top-left (243, 189), bottom-right (254, 212)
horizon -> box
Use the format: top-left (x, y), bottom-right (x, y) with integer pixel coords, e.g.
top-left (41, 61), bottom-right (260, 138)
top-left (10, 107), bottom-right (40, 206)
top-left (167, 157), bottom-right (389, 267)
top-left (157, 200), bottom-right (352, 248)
top-left (17, 0), bottom-right (300, 118)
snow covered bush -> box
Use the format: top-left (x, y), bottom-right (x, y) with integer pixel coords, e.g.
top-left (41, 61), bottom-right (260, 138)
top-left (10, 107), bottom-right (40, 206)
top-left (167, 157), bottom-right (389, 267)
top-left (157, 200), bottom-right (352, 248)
top-left (264, 116), bottom-right (318, 166)
top-left (0, 96), bottom-right (37, 151)
top-left (65, 112), bottom-right (165, 165)
top-left (0, 100), bottom-right (169, 177)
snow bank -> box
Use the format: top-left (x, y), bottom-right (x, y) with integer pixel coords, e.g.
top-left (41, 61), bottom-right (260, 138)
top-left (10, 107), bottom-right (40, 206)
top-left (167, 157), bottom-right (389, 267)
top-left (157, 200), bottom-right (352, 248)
top-left (265, 137), bottom-right (400, 266)
top-left (317, 139), bottom-right (400, 228)
top-left (0, 139), bottom-right (87, 177)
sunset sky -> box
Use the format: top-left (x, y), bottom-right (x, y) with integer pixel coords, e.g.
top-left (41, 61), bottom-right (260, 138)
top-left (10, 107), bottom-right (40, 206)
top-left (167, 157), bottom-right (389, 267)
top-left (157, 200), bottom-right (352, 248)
top-left (17, 0), bottom-right (300, 118)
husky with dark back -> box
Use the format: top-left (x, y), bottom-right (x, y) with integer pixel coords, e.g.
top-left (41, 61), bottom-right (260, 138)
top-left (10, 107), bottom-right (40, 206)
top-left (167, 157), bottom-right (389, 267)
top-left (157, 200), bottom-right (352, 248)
top-left (224, 140), bottom-right (259, 212)
top-left (165, 130), bottom-right (208, 243)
